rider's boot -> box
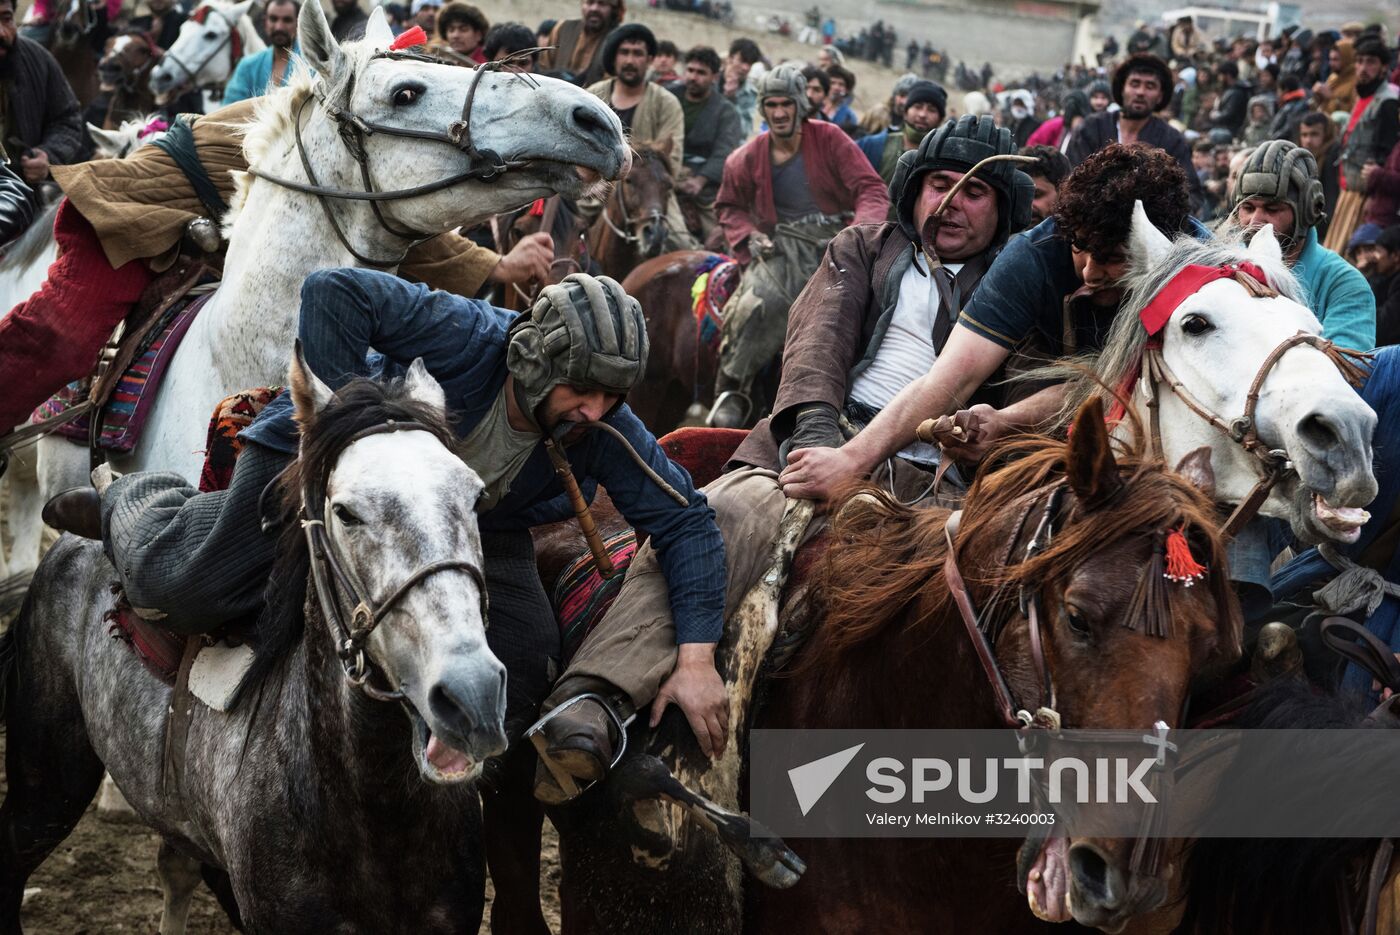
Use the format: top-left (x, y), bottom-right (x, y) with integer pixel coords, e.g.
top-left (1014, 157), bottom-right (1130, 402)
top-left (707, 373), bottom-right (751, 429)
top-left (42, 487), bottom-right (102, 540)
top-left (529, 695), bottom-right (621, 804)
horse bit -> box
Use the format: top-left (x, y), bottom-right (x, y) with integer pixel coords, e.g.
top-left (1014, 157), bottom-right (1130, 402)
top-left (301, 420), bottom-right (488, 702)
top-left (158, 5), bottom-right (246, 91)
top-left (942, 484), bottom-right (1177, 879)
top-left (599, 171), bottom-right (665, 247)
top-left (246, 48), bottom-right (541, 267)
top-left (1140, 328), bottom-right (1369, 538)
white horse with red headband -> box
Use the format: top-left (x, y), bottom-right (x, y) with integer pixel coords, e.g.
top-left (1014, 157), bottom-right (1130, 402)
top-left (1072, 203), bottom-right (1377, 546)
top-left (147, 0), bottom-right (265, 105)
top-left (3, 1), bottom-right (628, 603)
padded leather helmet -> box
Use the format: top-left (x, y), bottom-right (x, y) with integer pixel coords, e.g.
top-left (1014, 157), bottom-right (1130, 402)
top-left (506, 273), bottom-right (649, 420)
top-left (757, 63), bottom-right (811, 118)
top-left (1231, 140), bottom-right (1326, 243)
top-left (889, 113), bottom-right (1034, 249)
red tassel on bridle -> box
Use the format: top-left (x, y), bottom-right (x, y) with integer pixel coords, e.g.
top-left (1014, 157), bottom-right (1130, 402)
top-left (528, 198), bottom-right (545, 217)
top-left (390, 25), bottom-right (428, 50)
top-left (1163, 524), bottom-right (1206, 585)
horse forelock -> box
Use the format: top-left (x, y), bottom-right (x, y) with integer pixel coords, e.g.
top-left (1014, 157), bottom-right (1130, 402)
top-left (808, 434), bottom-right (1242, 683)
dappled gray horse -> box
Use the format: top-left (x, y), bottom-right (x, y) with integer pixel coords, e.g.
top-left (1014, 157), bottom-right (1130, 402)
top-left (0, 354), bottom-right (504, 934)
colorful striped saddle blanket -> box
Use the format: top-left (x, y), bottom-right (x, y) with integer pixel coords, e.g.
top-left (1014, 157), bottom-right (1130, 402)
top-left (691, 253), bottom-right (741, 353)
top-left (33, 291), bottom-right (213, 453)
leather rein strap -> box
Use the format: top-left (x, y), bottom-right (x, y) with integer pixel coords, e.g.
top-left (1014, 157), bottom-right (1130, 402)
top-left (246, 50), bottom-right (536, 267)
top-left (1141, 331), bottom-right (1370, 538)
top-left (301, 420), bottom-right (488, 702)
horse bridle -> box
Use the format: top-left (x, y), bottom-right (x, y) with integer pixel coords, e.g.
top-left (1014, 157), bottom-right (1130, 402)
top-left (599, 172), bottom-right (666, 248)
top-left (1139, 330), bottom-right (1370, 537)
top-left (159, 5), bottom-right (245, 91)
top-left (301, 420), bottom-right (488, 702)
top-left (943, 483), bottom-right (1178, 879)
top-left (246, 49), bottom-right (540, 267)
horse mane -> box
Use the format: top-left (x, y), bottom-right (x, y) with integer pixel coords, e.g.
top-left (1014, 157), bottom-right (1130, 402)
top-left (225, 68), bottom-right (320, 232)
top-left (0, 200), bottom-right (60, 273)
top-left (237, 375), bottom-right (458, 696)
top-left (1048, 226), bottom-right (1307, 434)
top-left (804, 430), bottom-right (1242, 683)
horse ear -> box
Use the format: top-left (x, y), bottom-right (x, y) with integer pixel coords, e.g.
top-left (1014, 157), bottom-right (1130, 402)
top-left (1128, 200), bottom-right (1173, 274)
top-left (227, 0), bottom-right (256, 22)
top-left (297, 0), bottom-right (346, 81)
top-left (403, 358), bottom-right (447, 415)
top-left (87, 123), bottom-right (123, 156)
top-left (1247, 223), bottom-right (1284, 266)
top-left (1066, 397), bottom-right (1123, 509)
top-left (290, 339), bottom-right (334, 428)
top-left (361, 5), bottom-right (394, 49)
top-left (1173, 445), bottom-right (1216, 498)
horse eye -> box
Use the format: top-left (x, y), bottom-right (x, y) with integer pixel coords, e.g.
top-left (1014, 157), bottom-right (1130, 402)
top-left (332, 503), bottom-right (364, 526)
top-left (1065, 605), bottom-right (1091, 636)
top-left (203, 29), bottom-right (217, 38)
top-left (1182, 314), bottom-right (1213, 336)
top-left (392, 86), bottom-right (422, 107)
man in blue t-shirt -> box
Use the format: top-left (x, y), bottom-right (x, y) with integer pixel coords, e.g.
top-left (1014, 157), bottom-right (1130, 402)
top-left (780, 142), bottom-right (1197, 499)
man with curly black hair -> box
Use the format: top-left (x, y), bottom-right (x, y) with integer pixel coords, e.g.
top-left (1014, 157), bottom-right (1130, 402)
top-left (781, 142), bottom-right (1204, 498)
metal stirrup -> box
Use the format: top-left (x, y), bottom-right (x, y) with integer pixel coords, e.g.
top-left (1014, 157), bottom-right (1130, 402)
top-left (526, 692), bottom-right (636, 771)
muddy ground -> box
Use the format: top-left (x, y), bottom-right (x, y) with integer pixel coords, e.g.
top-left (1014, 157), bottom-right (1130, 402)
top-left (1, 733), bottom-right (564, 934)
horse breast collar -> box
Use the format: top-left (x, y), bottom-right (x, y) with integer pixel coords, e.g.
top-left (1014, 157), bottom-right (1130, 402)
top-left (300, 420), bottom-right (488, 702)
top-left (245, 49), bottom-right (540, 267)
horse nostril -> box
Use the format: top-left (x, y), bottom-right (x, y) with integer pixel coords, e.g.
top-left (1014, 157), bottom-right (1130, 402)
top-left (427, 682), bottom-right (476, 734)
top-left (1068, 843), bottom-right (1123, 909)
top-left (571, 105), bottom-right (610, 143)
top-left (1297, 412), bottom-right (1341, 454)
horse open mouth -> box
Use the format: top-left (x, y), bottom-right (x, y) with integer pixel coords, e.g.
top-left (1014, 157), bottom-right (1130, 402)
top-left (1313, 493), bottom-right (1369, 544)
top-left (1025, 834), bottom-right (1072, 923)
top-left (408, 708), bottom-right (479, 784)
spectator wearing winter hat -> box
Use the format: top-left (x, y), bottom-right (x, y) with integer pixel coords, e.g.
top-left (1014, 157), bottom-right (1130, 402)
top-left (1068, 54), bottom-right (1202, 210)
top-left (1085, 78), bottom-right (1112, 113)
top-left (1003, 89), bottom-right (1041, 147)
top-left (1357, 225), bottom-right (1400, 345)
top-left (484, 22), bottom-right (538, 70)
top-left (858, 79), bottom-right (947, 184)
top-left (411, 0), bottom-right (440, 35)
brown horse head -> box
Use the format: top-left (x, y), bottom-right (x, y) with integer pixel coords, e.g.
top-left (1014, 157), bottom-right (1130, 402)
top-left (98, 31), bottom-right (158, 97)
top-left (809, 397), bottom-right (1243, 931)
top-left (604, 140), bottom-right (674, 260)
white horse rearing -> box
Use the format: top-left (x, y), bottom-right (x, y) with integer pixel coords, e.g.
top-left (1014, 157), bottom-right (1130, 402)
top-left (10, 1), bottom-right (628, 592)
top-left (1092, 204), bottom-right (1378, 546)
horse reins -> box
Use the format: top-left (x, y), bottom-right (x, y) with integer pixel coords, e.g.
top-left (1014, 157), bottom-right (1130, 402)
top-left (301, 420), bottom-right (488, 702)
top-left (1139, 326), bottom-right (1371, 538)
top-left (246, 49), bottom-right (541, 267)
top-left (942, 483), bottom-right (1178, 879)
top-left (159, 5), bottom-right (246, 91)
top-left (597, 170), bottom-right (665, 248)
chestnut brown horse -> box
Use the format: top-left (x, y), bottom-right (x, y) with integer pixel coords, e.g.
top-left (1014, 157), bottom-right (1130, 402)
top-left (620, 249), bottom-right (724, 433)
top-left (586, 141), bottom-right (676, 282)
top-left (92, 31), bottom-right (159, 129)
top-left (541, 404), bottom-right (1244, 933)
top-left (47, 0), bottom-right (101, 107)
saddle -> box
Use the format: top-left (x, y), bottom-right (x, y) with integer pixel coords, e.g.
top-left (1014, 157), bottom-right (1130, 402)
top-left (35, 252), bottom-right (219, 454)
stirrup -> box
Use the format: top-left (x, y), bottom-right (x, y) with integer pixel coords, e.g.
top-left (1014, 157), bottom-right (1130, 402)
top-left (706, 390), bottom-right (752, 427)
top-left (527, 693), bottom-right (636, 800)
